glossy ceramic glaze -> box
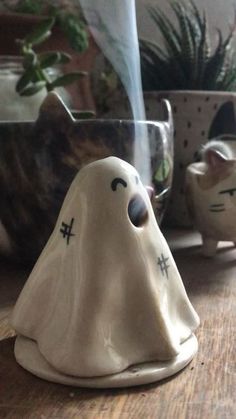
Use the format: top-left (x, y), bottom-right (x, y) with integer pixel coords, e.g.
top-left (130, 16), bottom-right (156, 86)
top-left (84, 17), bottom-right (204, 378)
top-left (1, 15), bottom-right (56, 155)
top-left (186, 143), bottom-right (236, 256)
top-left (11, 157), bottom-right (199, 387)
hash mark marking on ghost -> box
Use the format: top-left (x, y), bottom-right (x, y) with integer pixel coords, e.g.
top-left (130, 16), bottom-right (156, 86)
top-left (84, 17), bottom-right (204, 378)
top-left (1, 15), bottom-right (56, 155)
top-left (60, 218), bottom-right (75, 245)
top-left (157, 253), bottom-right (170, 278)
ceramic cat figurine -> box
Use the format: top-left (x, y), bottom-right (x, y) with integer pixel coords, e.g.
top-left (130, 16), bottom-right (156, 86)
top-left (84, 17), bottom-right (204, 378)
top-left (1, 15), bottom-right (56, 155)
top-left (186, 140), bottom-right (236, 256)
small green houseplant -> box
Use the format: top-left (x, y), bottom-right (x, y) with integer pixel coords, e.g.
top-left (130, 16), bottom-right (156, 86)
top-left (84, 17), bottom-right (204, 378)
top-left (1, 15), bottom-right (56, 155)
top-left (139, 0), bottom-right (236, 91)
top-left (137, 0), bottom-right (236, 226)
top-left (2, 0), bottom-right (89, 54)
top-left (0, 1), bottom-right (96, 120)
top-left (16, 17), bottom-right (87, 97)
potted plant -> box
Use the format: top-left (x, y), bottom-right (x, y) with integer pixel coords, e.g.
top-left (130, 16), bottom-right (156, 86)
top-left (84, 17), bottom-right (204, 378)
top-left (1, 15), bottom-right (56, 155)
top-left (139, 0), bottom-right (236, 226)
top-left (0, 0), bottom-right (99, 113)
top-left (0, 2), bottom-right (174, 266)
top-left (94, 0), bottom-right (236, 226)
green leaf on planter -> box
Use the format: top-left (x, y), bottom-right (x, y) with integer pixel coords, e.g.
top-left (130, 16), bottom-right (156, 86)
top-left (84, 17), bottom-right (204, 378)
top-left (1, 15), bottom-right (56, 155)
top-left (154, 159), bottom-right (170, 182)
top-left (50, 72), bottom-right (87, 88)
top-left (16, 70), bottom-right (34, 92)
top-left (25, 18), bottom-right (55, 46)
top-left (39, 52), bottom-right (71, 68)
top-left (39, 52), bottom-right (61, 68)
top-left (19, 81), bottom-right (46, 96)
top-left (23, 50), bottom-right (37, 69)
top-left (57, 52), bottom-right (72, 64)
top-left (59, 13), bottom-right (89, 53)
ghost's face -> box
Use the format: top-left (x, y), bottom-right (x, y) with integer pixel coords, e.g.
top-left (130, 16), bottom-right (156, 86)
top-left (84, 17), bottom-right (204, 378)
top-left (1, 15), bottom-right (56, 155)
top-left (110, 168), bottom-right (150, 228)
top-left (64, 157), bottom-right (154, 235)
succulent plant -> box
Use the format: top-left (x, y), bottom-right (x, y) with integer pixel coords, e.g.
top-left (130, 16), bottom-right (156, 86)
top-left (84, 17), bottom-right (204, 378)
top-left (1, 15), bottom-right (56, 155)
top-left (2, 1), bottom-right (89, 53)
top-left (140, 0), bottom-right (236, 91)
top-left (16, 17), bottom-right (87, 97)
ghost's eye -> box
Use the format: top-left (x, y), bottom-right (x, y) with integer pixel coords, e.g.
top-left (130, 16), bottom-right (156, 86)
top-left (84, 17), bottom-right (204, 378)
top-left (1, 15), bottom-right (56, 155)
top-left (111, 177), bottom-right (127, 191)
top-left (219, 188), bottom-right (236, 196)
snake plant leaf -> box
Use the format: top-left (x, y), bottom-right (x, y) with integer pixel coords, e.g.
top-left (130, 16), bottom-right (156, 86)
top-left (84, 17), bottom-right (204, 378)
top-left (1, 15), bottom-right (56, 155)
top-left (140, 40), bottom-right (174, 89)
top-left (147, 5), bottom-right (190, 86)
top-left (25, 18), bottom-right (55, 46)
top-left (50, 72), bottom-right (87, 88)
top-left (18, 81), bottom-right (46, 96)
top-left (203, 30), bottom-right (228, 90)
top-left (140, 0), bottom-right (236, 91)
top-left (195, 12), bottom-right (210, 88)
top-left (172, 2), bottom-right (195, 82)
top-left (147, 5), bottom-right (182, 48)
top-left (148, 6), bottom-right (181, 58)
top-left (219, 66), bottom-right (236, 90)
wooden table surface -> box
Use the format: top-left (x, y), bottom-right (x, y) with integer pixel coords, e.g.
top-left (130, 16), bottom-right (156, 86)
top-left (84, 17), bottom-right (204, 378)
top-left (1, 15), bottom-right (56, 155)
top-left (0, 229), bottom-right (235, 419)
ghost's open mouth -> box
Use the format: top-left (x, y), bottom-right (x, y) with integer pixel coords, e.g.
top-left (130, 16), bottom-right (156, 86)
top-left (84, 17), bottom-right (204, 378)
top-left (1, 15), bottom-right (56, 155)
top-left (128, 195), bottom-right (148, 227)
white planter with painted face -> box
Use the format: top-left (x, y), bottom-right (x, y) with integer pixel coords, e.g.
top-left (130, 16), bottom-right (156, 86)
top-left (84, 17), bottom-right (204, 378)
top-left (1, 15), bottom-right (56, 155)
top-left (186, 142), bottom-right (236, 256)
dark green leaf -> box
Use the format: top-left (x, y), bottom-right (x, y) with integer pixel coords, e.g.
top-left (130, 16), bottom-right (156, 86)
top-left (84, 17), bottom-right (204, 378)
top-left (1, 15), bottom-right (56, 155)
top-left (57, 52), bottom-right (72, 64)
top-left (23, 50), bottom-right (37, 69)
top-left (39, 52), bottom-right (61, 68)
top-left (140, 0), bottom-right (236, 91)
top-left (50, 72), bottom-right (87, 88)
top-left (58, 13), bottom-right (89, 53)
top-left (19, 81), bottom-right (46, 96)
top-left (14, 0), bottom-right (44, 14)
top-left (25, 18), bottom-right (55, 46)
top-left (16, 70), bottom-right (34, 92)
top-left (39, 52), bottom-right (71, 68)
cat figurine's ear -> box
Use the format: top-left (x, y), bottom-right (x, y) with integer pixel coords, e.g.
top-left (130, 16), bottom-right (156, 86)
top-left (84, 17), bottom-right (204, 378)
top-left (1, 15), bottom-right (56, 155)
top-left (36, 92), bottom-right (74, 125)
top-left (204, 148), bottom-right (228, 169)
top-left (202, 140), bottom-right (234, 170)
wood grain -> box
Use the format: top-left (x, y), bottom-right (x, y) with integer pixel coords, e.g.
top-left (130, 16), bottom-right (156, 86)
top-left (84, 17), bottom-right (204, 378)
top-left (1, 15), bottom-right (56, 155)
top-left (0, 230), bottom-right (235, 419)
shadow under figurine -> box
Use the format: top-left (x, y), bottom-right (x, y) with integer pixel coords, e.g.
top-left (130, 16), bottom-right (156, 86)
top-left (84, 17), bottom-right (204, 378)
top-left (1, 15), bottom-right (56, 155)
top-left (11, 157), bottom-right (199, 388)
top-left (186, 140), bottom-right (236, 257)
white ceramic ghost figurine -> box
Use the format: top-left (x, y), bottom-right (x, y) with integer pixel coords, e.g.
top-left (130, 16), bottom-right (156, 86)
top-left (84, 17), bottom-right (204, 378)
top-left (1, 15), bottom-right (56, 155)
top-left (11, 157), bottom-right (199, 388)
